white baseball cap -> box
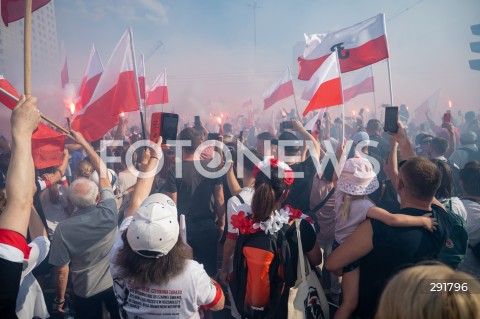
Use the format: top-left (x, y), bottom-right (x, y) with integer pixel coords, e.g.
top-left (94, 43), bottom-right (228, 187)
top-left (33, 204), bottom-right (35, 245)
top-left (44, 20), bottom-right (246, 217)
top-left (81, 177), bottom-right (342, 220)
top-left (126, 194), bottom-right (179, 258)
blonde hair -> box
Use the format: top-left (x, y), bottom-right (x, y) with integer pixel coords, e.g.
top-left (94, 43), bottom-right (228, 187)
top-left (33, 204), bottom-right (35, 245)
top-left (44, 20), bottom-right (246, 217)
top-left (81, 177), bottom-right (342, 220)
top-left (341, 193), bottom-right (352, 220)
top-left (76, 160), bottom-right (94, 179)
top-left (375, 264), bottom-right (480, 319)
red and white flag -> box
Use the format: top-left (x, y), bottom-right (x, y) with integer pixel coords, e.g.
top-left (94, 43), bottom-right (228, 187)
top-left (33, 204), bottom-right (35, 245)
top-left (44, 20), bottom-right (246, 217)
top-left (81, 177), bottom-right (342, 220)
top-left (298, 13), bottom-right (389, 80)
top-left (301, 52), bottom-right (342, 116)
top-left (262, 68), bottom-right (294, 110)
top-left (343, 67), bottom-right (374, 102)
top-left (72, 30), bottom-right (140, 142)
top-left (0, 75), bottom-right (19, 109)
top-left (146, 68), bottom-right (168, 105)
top-left (1, 0), bottom-right (50, 26)
top-left (0, 75), bottom-right (65, 168)
top-left (137, 54), bottom-right (146, 100)
top-left (60, 42), bottom-right (69, 89)
top-left (77, 45), bottom-right (103, 112)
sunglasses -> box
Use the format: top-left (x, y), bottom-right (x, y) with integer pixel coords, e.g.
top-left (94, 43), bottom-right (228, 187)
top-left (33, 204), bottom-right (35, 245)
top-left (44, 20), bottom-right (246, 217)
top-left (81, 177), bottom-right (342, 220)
top-left (421, 140), bottom-right (432, 145)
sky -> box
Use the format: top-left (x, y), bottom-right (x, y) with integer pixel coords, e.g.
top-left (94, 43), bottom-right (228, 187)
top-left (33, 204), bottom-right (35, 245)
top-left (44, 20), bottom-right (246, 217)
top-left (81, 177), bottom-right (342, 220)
top-left (2, 0), bottom-right (480, 131)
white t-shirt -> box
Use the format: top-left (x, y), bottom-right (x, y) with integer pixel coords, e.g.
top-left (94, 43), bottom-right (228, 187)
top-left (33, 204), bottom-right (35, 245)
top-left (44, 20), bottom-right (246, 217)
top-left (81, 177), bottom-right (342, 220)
top-left (110, 217), bottom-right (222, 319)
top-left (458, 199), bottom-right (480, 279)
top-left (16, 236), bottom-right (50, 319)
top-left (39, 184), bottom-right (70, 237)
top-left (226, 187), bottom-right (254, 238)
top-left (440, 197), bottom-right (468, 222)
top-left (334, 192), bottom-right (374, 244)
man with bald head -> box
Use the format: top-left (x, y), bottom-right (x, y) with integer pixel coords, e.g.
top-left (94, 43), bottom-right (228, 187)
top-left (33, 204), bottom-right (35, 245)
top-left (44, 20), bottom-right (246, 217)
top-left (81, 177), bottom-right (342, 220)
top-left (49, 131), bottom-right (120, 319)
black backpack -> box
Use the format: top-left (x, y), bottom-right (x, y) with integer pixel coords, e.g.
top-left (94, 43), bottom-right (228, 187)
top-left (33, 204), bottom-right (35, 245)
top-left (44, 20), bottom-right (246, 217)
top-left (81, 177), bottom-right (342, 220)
top-left (229, 224), bottom-right (294, 319)
top-left (436, 200), bottom-right (469, 268)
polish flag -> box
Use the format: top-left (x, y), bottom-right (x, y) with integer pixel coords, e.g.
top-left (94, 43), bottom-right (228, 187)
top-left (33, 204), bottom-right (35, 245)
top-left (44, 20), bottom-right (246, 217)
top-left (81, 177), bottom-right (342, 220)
top-left (60, 42), bottom-right (69, 89)
top-left (72, 31), bottom-right (140, 142)
top-left (301, 52), bottom-right (342, 116)
top-left (146, 69), bottom-right (168, 105)
top-left (1, 0), bottom-right (50, 26)
top-left (414, 90), bottom-right (440, 124)
top-left (298, 13), bottom-right (389, 80)
top-left (76, 45), bottom-right (103, 112)
top-left (262, 68), bottom-right (294, 110)
top-left (137, 54), bottom-right (146, 100)
top-left (0, 75), bottom-right (20, 109)
top-left (343, 67), bottom-right (374, 102)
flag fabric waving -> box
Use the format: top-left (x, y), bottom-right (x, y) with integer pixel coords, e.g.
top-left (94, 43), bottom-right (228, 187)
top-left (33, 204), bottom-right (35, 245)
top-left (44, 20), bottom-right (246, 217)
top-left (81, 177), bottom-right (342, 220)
top-left (414, 90), bottom-right (440, 124)
top-left (298, 13), bottom-right (388, 80)
top-left (146, 69), bottom-right (168, 105)
top-left (343, 67), bottom-right (374, 102)
top-left (137, 54), bottom-right (146, 100)
top-left (0, 75), bottom-right (20, 109)
top-left (31, 123), bottom-right (65, 169)
top-left (301, 52), bottom-right (342, 116)
top-left (60, 42), bottom-right (69, 89)
top-left (72, 30), bottom-right (140, 142)
top-left (262, 68), bottom-right (294, 110)
top-left (76, 45), bottom-right (104, 113)
top-left (0, 75), bottom-right (65, 168)
top-left (1, 0), bottom-right (50, 26)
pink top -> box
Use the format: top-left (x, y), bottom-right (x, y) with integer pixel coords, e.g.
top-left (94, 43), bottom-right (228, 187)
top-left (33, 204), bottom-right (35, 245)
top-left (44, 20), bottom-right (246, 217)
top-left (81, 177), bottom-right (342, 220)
top-left (334, 191), bottom-right (374, 243)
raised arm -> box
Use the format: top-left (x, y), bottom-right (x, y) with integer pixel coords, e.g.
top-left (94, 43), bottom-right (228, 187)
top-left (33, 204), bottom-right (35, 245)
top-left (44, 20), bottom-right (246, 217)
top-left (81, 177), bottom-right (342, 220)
top-left (123, 138), bottom-right (163, 220)
top-left (366, 206), bottom-right (437, 232)
top-left (225, 161), bottom-right (242, 196)
top-left (443, 122), bottom-right (456, 159)
top-left (0, 95), bottom-right (40, 237)
top-left (292, 119), bottom-right (320, 158)
top-left (69, 130), bottom-right (111, 190)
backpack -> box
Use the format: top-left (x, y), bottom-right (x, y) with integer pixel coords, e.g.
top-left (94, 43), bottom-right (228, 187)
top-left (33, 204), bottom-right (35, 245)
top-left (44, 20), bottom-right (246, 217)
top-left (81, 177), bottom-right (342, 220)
top-left (436, 200), bottom-right (469, 268)
top-left (229, 224), bottom-right (295, 319)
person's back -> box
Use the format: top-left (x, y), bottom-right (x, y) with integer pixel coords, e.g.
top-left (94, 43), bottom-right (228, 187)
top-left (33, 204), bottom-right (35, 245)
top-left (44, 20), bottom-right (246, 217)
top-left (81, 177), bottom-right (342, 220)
top-left (50, 178), bottom-right (117, 298)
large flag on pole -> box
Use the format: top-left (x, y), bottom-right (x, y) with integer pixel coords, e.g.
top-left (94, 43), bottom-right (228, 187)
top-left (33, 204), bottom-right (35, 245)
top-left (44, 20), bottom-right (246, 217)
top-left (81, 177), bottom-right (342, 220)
top-left (0, 75), bottom-right (65, 168)
top-left (60, 42), bottom-right (69, 89)
top-left (146, 68), bottom-right (168, 105)
top-left (301, 52), bottom-right (342, 116)
top-left (298, 13), bottom-right (388, 80)
top-left (262, 68), bottom-right (294, 110)
top-left (343, 67), bottom-right (374, 102)
top-left (1, 0), bottom-right (50, 26)
top-left (72, 30), bottom-right (140, 141)
top-left (76, 44), bottom-right (103, 112)
top-left (137, 54), bottom-right (146, 100)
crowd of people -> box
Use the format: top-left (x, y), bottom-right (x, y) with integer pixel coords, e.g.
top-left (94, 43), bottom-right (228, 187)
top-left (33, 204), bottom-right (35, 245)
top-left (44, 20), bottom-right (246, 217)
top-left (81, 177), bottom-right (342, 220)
top-left (1, 96), bottom-right (480, 319)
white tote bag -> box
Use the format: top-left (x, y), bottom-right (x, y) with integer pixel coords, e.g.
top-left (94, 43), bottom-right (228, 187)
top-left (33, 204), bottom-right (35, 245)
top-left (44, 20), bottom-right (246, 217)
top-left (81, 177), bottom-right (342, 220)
top-left (288, 219), bottom-right (330, 319)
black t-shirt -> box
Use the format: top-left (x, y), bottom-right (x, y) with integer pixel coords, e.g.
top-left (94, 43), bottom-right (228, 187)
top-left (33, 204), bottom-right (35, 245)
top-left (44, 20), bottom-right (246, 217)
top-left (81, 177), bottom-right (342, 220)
top-left (283, 156), bottom-right (317, 213)
top-left (357, 205), bottom-right (448, 319)
top-left (163, 160), bottom-right (222, 223)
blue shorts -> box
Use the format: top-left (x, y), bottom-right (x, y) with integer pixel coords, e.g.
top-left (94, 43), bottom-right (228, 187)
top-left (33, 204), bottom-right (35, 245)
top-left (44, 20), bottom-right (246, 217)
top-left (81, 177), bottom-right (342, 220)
top-left (332, 240), bottom-right (360, 273)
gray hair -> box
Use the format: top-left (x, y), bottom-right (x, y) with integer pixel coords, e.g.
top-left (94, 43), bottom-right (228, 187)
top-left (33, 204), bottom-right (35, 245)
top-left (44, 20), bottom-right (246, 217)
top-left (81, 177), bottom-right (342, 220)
top-left (68, 178), bottom-right (99, 209)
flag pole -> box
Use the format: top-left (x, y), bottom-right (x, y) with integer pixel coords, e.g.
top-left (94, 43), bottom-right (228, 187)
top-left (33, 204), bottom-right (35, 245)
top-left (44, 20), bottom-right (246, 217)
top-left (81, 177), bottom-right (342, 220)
top-left (0, 87), bottom-right (71, 135)
top-left (288, 66), bottom-right (302, 120)
top-left (24, 0), bottom-right (32, 96)
top-left (333, 52), bottom-right (346, 142)
top-left (386, 58), bottom-right (394, 107)
top-left (371, 65), bottom-right (377, 119)
top-left (129, 28), bottom-right (147, 140)
top-left (141, 53), bottom-right (148, 128)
